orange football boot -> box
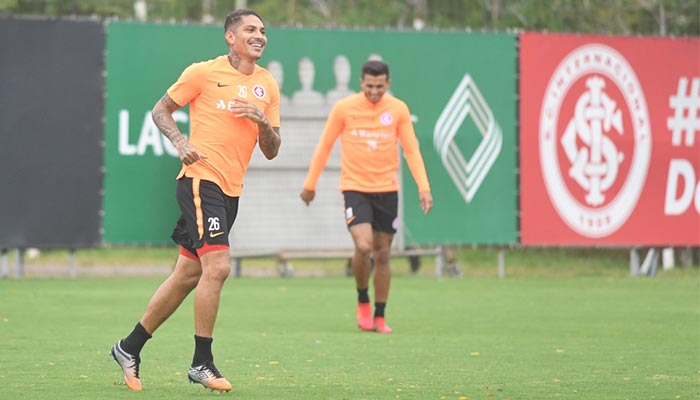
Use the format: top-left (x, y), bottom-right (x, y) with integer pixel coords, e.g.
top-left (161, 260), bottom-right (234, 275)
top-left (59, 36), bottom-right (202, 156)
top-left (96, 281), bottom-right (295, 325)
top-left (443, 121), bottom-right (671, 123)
top-left (188, 361), bottom-right (232, 392)
top-left (356, 302), bottom-right (374, 331)
top-left (110, 341), bottom-right (143, 391)
top-left (373, 317), bottom-right (393, 334)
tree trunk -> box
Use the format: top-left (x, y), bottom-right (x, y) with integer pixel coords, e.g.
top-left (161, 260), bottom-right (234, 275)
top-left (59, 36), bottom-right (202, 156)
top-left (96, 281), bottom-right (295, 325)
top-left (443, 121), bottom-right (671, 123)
top-left (202, 0), bottom-right (214, 24)
top-left (659, 0), bottom-right (667, 35)
top-left (287, 0), bottom-right (296, 24)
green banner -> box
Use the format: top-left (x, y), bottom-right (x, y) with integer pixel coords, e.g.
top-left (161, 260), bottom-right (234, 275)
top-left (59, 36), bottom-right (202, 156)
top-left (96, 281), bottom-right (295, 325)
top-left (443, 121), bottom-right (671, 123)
top-left (104, 22), bottom-right (517, 245)
top-left (261, 29), bottom-right (518, 245)
top-left (395, 34), bottom-right (518, 245)
top-left (104, 22), bottom-right (220, 244)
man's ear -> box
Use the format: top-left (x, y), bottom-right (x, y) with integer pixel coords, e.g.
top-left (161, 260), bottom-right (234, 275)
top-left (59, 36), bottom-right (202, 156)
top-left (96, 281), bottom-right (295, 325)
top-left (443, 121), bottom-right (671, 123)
top-left (225, 30), bottom-right (235, 46)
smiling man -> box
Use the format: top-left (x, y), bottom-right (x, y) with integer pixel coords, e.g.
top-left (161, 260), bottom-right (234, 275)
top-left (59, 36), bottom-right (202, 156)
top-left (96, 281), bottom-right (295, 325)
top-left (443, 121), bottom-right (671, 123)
top-left (300, 60), bottom-right (432, 334)
top-left (110, 9), bottom-right (281, 393)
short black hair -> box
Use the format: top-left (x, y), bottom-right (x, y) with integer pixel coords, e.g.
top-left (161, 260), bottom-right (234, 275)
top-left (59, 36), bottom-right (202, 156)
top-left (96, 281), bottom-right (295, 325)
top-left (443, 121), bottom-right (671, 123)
top-left (361, 60), bottom-right (389, 80)
top-left (224, 9), bottom-right (263, 32)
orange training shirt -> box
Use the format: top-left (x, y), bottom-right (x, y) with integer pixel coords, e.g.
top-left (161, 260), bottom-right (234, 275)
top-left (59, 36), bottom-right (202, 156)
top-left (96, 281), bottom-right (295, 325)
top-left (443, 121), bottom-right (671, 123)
top-left (303, 92), bottom-right (430, 193)
top-left (167, 55), bottom-right (280, 197)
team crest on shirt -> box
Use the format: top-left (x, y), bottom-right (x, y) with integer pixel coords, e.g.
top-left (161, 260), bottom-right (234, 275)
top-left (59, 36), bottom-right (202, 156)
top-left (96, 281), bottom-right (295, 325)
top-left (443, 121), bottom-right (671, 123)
top-left (380, 112), bottom-right (393, 126)
top-left (253, 85), bottom-right (266, 100)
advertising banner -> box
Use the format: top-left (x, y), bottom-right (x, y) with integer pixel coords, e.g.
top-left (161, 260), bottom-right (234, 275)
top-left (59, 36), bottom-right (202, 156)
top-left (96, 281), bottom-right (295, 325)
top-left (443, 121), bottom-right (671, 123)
top-left (388, 33), bottom-right (518, 245)
top-left (520, 33), bottom-right (700, 246)
top-left (104, 23), bottom-right (221, 245)
top-left (104, 22), bottom-right (518, 247)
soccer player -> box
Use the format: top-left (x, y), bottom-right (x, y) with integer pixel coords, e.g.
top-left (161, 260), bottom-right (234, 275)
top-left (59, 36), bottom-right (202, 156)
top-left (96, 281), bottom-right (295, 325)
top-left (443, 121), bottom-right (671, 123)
top-left (300, 60), bottom-right (432, 334)
top-left (110, 9), bottom-right (281, 392)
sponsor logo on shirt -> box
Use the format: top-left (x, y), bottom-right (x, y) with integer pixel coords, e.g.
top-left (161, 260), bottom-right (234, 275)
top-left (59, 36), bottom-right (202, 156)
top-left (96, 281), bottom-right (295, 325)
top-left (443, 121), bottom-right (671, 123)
top-left (350, 129), bottom-right (394, 139)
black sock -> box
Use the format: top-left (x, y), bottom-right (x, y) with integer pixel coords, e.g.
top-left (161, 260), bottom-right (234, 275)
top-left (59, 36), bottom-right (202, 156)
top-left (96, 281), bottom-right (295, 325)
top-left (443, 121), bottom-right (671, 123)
top-left (192, 335), bottom-right (214, 367)
top-left (357, 288), bottom-right (370, 303)
top-left (374, 302), bottom-right (386, 318)
top-left (120, 322), bottom-right (152, 356)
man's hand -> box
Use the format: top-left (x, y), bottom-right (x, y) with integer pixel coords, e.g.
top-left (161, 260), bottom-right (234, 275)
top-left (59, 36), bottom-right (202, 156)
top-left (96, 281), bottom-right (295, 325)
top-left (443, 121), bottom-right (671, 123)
top-left (176, 141), bottom-right (207, 165)
top-left (300, 189), bottom-right (316, 206)
top-left (229, 98), bottom-right (268, 125)
top-left (229, 98), bottom-right (281, 160)
top-left (419, 191), bottom-right (433, 215)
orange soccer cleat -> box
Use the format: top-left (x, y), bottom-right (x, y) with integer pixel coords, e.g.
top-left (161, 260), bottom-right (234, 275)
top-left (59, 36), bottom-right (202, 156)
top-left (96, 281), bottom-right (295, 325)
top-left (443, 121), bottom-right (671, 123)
top-left (373, 317), bottom-right (393, 334)
top-left (188, 361), bottom-right (232, 392)
top-left (110, 341), bottom-right (143, 391)
top-left (356, 302), bottom-right (374, 331)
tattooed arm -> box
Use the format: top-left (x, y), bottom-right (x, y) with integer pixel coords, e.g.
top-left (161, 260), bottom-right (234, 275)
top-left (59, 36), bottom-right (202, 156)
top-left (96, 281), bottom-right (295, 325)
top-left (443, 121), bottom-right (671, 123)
top-left (151, 93), bottom-right (206, 165)
top-left (229, 98), bottom-right (281, 160)
top-left (258, 123), bottom-right (281, 160)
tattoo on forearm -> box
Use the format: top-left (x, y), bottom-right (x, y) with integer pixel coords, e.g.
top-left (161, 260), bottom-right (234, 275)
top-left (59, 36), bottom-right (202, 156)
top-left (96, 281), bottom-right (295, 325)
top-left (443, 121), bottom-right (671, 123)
top-left (258, 122), bottom-right (281, 159)
top-left (152, 94), bottom-right (186, 148)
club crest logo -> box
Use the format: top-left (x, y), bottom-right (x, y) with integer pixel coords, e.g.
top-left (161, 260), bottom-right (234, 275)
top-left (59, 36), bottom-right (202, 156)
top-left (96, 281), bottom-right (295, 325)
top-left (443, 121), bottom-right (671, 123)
top-left (380, 112), bottom-right (393, 126)
top-left (539, 44), bottom-right (651, 238)
top-left (253, 85), bottom-right (266, 100)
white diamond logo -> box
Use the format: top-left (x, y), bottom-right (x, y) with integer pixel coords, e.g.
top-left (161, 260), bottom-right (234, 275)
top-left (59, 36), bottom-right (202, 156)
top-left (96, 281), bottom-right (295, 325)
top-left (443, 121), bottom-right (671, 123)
top-left (433, 74), bottom-right (502, 203)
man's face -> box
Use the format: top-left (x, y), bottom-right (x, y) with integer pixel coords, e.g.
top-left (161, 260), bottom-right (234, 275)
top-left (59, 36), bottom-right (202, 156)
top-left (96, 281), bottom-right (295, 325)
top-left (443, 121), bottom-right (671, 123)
top-left (226, 15), bottom-right (266, 60)
top-left (361, 74), bottom-right (389, 104)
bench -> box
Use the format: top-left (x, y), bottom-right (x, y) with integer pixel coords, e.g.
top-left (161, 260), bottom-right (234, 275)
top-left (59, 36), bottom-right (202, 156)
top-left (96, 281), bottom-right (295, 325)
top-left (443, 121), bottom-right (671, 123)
top-left (229, 246), bottom-right (448, 278)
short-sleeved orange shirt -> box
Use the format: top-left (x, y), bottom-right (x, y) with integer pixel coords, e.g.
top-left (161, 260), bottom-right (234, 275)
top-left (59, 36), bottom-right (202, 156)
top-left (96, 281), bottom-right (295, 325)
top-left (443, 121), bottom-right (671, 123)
top-left (167, 55), bottom-right (280, 197)
top-left (303, 92), bottom-right (430, 193)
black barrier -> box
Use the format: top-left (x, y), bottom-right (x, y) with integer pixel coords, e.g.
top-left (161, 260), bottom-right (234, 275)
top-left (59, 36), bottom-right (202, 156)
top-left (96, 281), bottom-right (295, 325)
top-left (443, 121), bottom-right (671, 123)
top-left (0, 17), bottom-right (103, 248)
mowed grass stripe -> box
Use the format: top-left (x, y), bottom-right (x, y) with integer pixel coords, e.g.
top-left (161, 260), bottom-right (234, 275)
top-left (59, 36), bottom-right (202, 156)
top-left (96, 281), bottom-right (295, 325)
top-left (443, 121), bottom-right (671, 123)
top-left (0, 276), bottom-right (697, 399)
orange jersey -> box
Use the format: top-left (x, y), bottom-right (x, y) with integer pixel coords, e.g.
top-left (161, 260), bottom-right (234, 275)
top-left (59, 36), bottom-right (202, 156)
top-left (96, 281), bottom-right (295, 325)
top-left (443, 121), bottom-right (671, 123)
top-left (167, 55), bottom-right (280, 197)
top-left (304, 92), bottom-right (430, 193)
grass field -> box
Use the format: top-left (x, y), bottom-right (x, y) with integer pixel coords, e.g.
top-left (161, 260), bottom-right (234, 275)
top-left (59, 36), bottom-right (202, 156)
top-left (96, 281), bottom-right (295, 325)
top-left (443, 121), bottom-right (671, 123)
top-left (1, 272), bottom-right (698, 399)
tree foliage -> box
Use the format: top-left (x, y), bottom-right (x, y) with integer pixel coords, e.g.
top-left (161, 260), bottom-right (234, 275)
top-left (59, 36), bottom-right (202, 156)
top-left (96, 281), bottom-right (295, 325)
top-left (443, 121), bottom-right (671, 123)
top-left (0, 0), bottom-right (697, 36)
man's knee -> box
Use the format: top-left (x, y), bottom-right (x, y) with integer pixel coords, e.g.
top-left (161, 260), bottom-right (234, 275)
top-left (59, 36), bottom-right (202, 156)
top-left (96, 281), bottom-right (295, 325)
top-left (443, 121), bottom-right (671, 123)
top-left (373, 252), bottom-right (391, 266)
top-left (200, 250), bottom-right (231, 281)
top-left (181, 270), bottom-right (202, 288)
top-left (203, 262), bottom-right (231, 281)
top-left (173, 256), bottom-right (203, 289)
top-left (354, 242), bottom-right (372, 257)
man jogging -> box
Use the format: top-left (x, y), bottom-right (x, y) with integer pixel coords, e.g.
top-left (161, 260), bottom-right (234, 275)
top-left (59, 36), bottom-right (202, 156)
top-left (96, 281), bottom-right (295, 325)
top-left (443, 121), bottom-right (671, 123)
top-left (111, 8), bottom-right (281, 392)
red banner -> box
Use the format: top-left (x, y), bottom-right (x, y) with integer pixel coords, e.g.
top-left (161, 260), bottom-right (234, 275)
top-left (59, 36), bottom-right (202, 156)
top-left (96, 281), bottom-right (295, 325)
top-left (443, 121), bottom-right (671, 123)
top-left (520, 33), bottom-right (700, 246)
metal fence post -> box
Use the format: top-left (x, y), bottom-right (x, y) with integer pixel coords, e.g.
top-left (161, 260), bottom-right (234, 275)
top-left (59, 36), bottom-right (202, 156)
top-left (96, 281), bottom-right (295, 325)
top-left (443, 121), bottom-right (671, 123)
top-left (630, 248), bottom-right (640, 277)
top-left (1, 249), bottom-right (7, 279)
top-left (69, 248), bottom-right (77, 279)
top-left (498, 248), bottom-right (505, 278)
top-left (15, 248), bottom-right (25, 279)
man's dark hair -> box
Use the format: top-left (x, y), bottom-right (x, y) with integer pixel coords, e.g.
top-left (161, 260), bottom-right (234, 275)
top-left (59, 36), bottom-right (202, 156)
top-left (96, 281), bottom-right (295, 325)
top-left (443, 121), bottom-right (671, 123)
top-left (224, 9), bottom-right (263, 32)
top-left (361, 60), bottom-right (389, 79)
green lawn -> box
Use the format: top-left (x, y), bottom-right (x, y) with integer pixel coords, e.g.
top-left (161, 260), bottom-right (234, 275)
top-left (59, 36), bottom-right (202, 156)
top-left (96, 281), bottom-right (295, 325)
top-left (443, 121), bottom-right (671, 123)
top-left (0, 274), bottom-right (698, 399)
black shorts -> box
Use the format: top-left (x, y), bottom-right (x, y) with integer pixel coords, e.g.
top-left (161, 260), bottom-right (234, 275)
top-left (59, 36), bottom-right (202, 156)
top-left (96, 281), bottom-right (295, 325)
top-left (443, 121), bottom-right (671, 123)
top-left (171, 177), bottom-right (239, 257)
top-left (342, 191), bottom-right (398, 234)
